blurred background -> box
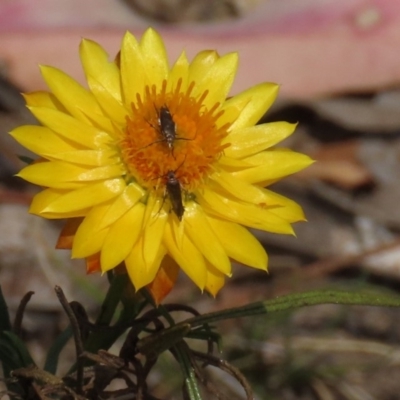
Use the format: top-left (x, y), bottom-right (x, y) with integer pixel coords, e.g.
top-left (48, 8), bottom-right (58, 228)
top-left (1, 0), bottom-right (400, 399)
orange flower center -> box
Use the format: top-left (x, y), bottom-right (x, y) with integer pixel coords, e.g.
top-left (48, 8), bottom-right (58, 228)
top-left (120, 79), bottom-right (230, 194)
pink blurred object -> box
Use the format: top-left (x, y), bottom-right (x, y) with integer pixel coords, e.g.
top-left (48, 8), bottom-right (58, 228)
top-left (1, 0), bottom-right (400, 98)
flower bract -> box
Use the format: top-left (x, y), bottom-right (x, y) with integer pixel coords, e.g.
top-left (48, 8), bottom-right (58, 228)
top-left (11, 28), bottom-right (313, 303)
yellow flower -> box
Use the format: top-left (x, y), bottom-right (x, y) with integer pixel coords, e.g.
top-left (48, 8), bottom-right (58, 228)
top-left (11, 28), bottom-right (312, 302)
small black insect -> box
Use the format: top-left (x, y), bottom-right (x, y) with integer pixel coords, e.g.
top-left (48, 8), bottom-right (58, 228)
top-left (165, 170), bottom-right (184, 221)
top-left (155, 156), bottom-right (186, 221)
top-left (158, 105), bottom-right (176, 152)
top-left (142, 105), bottom-right (192, 157)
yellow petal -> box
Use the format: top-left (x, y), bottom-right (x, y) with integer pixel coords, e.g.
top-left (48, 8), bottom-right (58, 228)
top-left (217, 95), bottom-right (249, 130)
top-left (184, 202), bottom-right (231, 276)
top-left (207, 216), bottom-right (268, 270)
top-left (224, 122), bottom-right (297, 159)
top-left (188, 50), bottom-right (219, 85)
top-left (140, 28), bottom-right (169, 90)
top-left (75, 107), bottom-right (116, 134)
top-left (10, 125), bottom-right (83, 156)
top-left (210, 170), bottom-right (269, 205)
top-left (17, 161), bottom-right (124, 188)
top-left (85, 75), bottom-right (127, 125)
top-left (30, 189), bottom-right (89, 218)
top-left (44, 149), bottom-right (118, 166)
top-left (227, 83), bottom-right (279, 131)
top-left (210, 173), bottom-right (305, 223)
top-left (192, 52), bottom-right (238, 110)
top-left (168, 51), bottom-right (189, 92)
top-left (97, 183), bottom-right (145, 230)
top-left (100, 202), bottom-right (146, 272)
top-left (74, 164), bottom-right (125, 181)
top-left (23, 91), bottom-right (63, 109)
top-left (28, 106), bottom-right (111, 149)
top-left (205, 263), bottom-right (226, 297)
top-left (73, 228), bottom-right (108, 257)
top-left (218, 155), bottom-right (251, 171)
top-left (143, 193), bottom-right (168, 267)
top-left (125, 237), bottom-right (166, 290)
top-left (72, 206), bottom-right (111, 258)
top-left (18, 162), bottom-right (86, 189)
top-left (261, 189), bottom-right (305, 223)
top-left (197, 187), bottom-right (294, 234)
top-left (232, 150), bottom-right (314, 184)
top-left (120, 31), bottom-right (146, 106)
top-left (74, 201), bottom-right (111, 234)
top-left (40, 178), bottom-right (125, 213)
top-left (164, 219), bottom-right (207, 290)
top-left (79, 38), bottom-right (122, 102)
top-left (40, 65), bottom-right (103, 123)
top-left (212, 51), bottom-right (238, 90)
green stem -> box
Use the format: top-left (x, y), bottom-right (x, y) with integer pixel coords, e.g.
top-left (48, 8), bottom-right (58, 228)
top-left (174, 341), bottom-right (203, 400)
top-left (95, 273), bottom-right (129, 326)
top-left (84, 273), bottom-right (145, 354)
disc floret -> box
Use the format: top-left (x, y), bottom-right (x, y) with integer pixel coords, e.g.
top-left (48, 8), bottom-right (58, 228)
top-left (120, 79), bottom-right (230, 194)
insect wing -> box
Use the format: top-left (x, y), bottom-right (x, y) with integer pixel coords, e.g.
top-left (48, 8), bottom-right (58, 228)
top-left (159, 106), bottom-right (176, 149)
top-left (166, 171), bottom-right (184, 220)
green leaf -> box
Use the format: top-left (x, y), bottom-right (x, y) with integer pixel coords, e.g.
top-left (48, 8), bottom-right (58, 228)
top-left (82, 274), bottom-right (145, 356)
top-left (180, 289), bottom-right (400, 328)
top-left (81, 275), bottom-right (142, 356)
top-left (0, 343), bottom-right (27, 397)
top-left (44, 326), bottom-right (73, 374)
top-left (0, 286), bottom-right (11, 331)
top-left (264, 289), bottom-right (400, 311)
top-left (2, 331), bottom-right (35, 366)
top-left (82, 307), bottom-right (137, 357)
top-left (0, 331), bottom-right (35, 377)
top-left (0, 338), bottom-right (22, 372)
